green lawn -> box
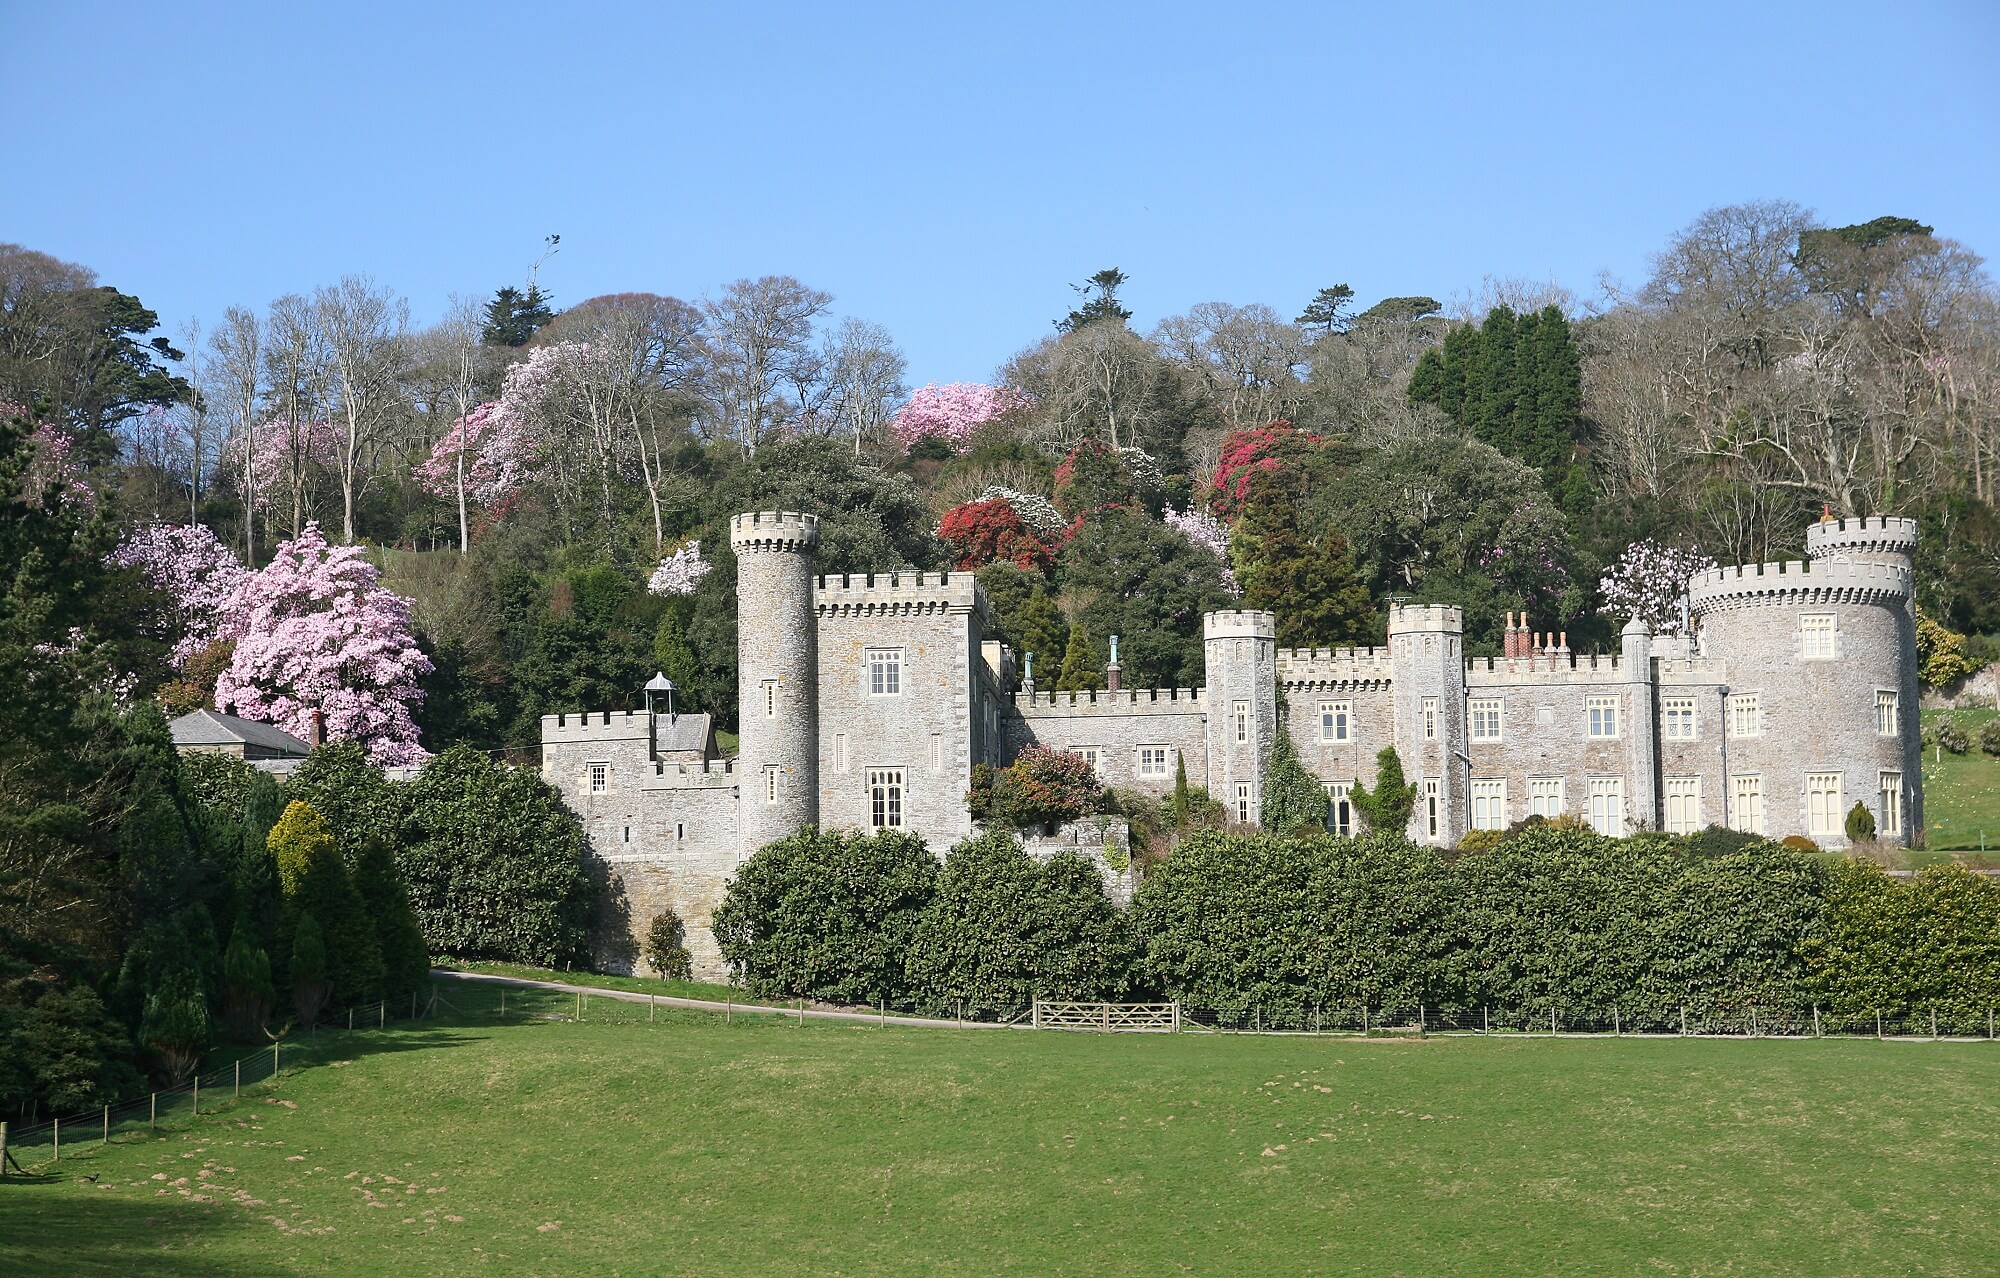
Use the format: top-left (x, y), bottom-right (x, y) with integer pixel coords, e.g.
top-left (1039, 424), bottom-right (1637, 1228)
top-left (7, 992), bottom-right (2000, 1276)
top-left (1922, 707), bottom-right (2000, 853)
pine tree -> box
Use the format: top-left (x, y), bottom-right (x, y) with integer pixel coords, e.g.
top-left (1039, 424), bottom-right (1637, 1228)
top-left (290, 913), bottom-right (331, 1027)
top-left (351, 836), bottom-right (431, 999)
top-left (1016, 586), bottom-right (1067, 683)
top-left (222, 913), bottom-right (275, 1040)
top-left (1054, 623), bottom-right (1105, 692)
top-left (652, 605), bottom-right (700, 709)
top-left (268, 800), bottom-right (383, 1005)
top-left (1296, 284), bottom-right (1355, 338)
top-left (1348, 747), bottom-right (1417, 834)
top-left (481, 284), bottom-right (556, 347)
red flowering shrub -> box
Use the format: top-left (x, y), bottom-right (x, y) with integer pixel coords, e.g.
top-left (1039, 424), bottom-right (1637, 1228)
top-left (969, 745), bottom-right (1105, 829)
top-left (938, 499), bottom-right (1054, 573)
top-left (1207, 421), bottom-right (1321, 520)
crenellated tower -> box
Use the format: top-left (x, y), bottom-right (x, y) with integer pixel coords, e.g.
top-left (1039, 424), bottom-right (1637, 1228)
top-left (1388, 604), bottom-right (1465, 845)
top-left (730, 511), bottom-right (821, 856)
top-left (1203, 610), bottom-right (1277, 824)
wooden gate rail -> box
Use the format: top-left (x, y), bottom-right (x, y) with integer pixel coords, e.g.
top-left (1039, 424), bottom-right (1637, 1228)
top-left (1032, 1000), bottom-right (1181, 1033)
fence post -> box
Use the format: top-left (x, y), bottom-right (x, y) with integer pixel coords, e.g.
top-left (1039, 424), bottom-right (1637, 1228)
top-left (726, 997), bottom-right (732, 1025)
top-left (577, 991), bottom-right (583, 1021)
top-left (412, 992), bottom-right (417, 1019)
top-left (1104, 1002), bottom-right (1112, 1034)
top-left (1750, 1007), bottom-right (1758, 1038)
top-left (1483, 1005), bottom-right (1490, 1034)
top-left (797, 998), bottom-right (803, 1026)
top-left (1989, 1009), bottom-right (1994, 1041)
top-left (1613, 1008), bottom-right (1621, 1036)
top-left (150, 1093), bottom-right (156, 1129)
top-left (1033, 1000), bottom-right (1041, 1031)
top-left (1932, 1008), bottom-right (1939, 1040)
top-left (1551, 1007), bottom-right (1558, 1036)
top-left (273, 1042), bottom-right (280, 1081)
top-left (881, 999), bottom-right (888, 1028)
top-left (379, 1002), bottom-right (384, 1029)
top-left (1680, 1005), bottom-right (1688, 1036)
top-left (349, 1008), bottom-right (354, 1031)
top-left (103, 1104), bottom-right (109, 1145)
top-left (1253, 1007), bottom-right (1260, 1034)
top-left (1813, 1005), bottom-right (1822, 1038)
top-left (192, 1075), bottom-right (198, 1116)
top-left (53, 1119), bottom-right (58, 1163)
top-left (235, 1059), bottom-right (241, 1100)
top-left (1418, 1004), bottom-right (1426, 1038)
top-left (500, 988), bottom-right (506, 1018)
top-left (1362, 1005), bottom-right (1369, 1035)
top-left (1174, 1002), bottom-right (1182, 1034)
top-left (1, 1121), bottom-right (7, 1174)
top-left (1876, 1009), bottom-right (1883, 1039)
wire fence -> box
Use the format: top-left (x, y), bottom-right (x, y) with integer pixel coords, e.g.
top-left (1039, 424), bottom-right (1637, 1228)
top-left (2, 988), bottom-right (440, 1173)
top-left (1176, 1002), bottom-right (2000, 1039)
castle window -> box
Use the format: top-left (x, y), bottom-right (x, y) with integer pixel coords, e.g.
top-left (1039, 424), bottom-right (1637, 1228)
top-left (1233, 701), bottom-right (1249, 743)
top-left (1137, 746), bottom-right (1170, 778)
top-left (1587, 777), bottom-right (1624, 836)
top-left (835, 733), bottom-right (849, 773)
top-left (588, 762), bottom-right (609, 794)
top-left (1807, 772), bottom-right (1843, 838)
top-left (762, 680), bottom-right (777, 718)
top-left (1880, 772), bottom-right (1902, 835)
top-left (1469, 698), bottom-right (1502, 742)
top-left (764, 766), bottom-right (779, 804)
top-left (1801, 613), bottom-right (1837, 660)
top-left (1422, 697), bottom-right (1439, 740)
top-left (1876, 689), bottom-right (1899, 737)
top-left (1234, 782), bottom-right (1253, 824)
top-left (867, 649), bottom-right (902, 696)
top-left (1587, 695), bottom-right (1620, 739)
top-left (867, 768), bottom-right (905, 829)
top-left (1729, 694), bottom-right (1761, 738)
top-left (623, 825), bottom-right (631, 844)
top-left (1319, 700), bottom-right (1351, 743)
top-left (1422, 779), bottom-right (1440, 839)
top-left (1662, 697), bottom-right (1697, 740)
top-left (1325, 782), bottom-right (1353, 836)
top-left (676, 822), bottom-right (685, 841)
top-left (1471, 779), bottom-right (1507, 830)
top-left (1664, 777), bottom-right (1701, 835)
top-left (1731, 775), bottom-right (1765, 834)
top-left (931, 732), bottom-right (944, 772)
top-left (1528, 777), bottom-right (1564, 819)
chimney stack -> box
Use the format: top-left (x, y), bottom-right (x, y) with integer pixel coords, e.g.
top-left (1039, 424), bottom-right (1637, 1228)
top-left (1105, 633), bottom-right (1122, 693)
top-left (308, 708), bottom-right (325, 749)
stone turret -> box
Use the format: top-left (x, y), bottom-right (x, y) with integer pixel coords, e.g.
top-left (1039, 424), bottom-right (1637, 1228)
top-left (1805, 514), bottom-right (1920, 570)
top-left (1388, 604), bottom-right (1465, 845)
top-left (1203, 610), bottom-right (1277, 825)
top-left (730, 511), bottom-right (820, 856)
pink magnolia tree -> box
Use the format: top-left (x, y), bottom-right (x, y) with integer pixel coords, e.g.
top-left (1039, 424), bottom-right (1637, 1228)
top-left (110, 523), bottom-right (251, 666)
top-left (647, 540), bottom-right (713, 596)
top-left (1163, 506), bottom-right (1241, 597)
top-left (213, 522), bottom-right (434, 764)
top-left (1598, 539), bottom-right (1719, 636)
top-left (415, 400), bottom-right (537, 509)
top-left (18, 416), bottom-right (95, 511)
top-left (891, 383), bottom-right (1032, 452)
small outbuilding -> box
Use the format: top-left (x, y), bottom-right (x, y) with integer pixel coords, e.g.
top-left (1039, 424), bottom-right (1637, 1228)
top-left (168, 709), bottom-right (314, 775)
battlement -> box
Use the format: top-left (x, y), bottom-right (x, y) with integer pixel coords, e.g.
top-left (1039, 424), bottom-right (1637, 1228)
top-left (814, 570), bottom-right (980, 616)
top-left (543, 710), bottom-right (649, 742)
top-left (729, 510), bottom-right (820, 552)
top-left (1388, 603), bottom-right (1464, 635)
top-left (1275, 646), bottom-right (1394, 687)
top-left (1204, 610), bottom-right (1276, 641)
top-left (1805, 514), bottom-right (1919, 561)
top-left (645, 756), bottom-right (737, 786)
top-left (1465, 653), bottom-right (1625, 684)
top-left (1013, 687), bottom-right (1206, 717)
top-left (1688, 558), bottom-right (1913, 614)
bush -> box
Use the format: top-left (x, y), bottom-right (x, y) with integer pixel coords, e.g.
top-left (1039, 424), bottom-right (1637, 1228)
top-left (1679, 825), bottom-right (1767, 859)
top-left (1455, 828), bottom-right (1506, 854)
top-left (1845, 802), bottom-right (1877, 843)
top-left (1348, 747), bottom-right (1416, 833)
top-left (1781, 834), bottom-right (1822, 853)
top-left (644, 912), bottom-right (693, 981)
top-left (1928, 719), bottom-right (1971, 755)
top-left (974, 746), bottom-right (1104, 830)
top-left (905, 830), bottom-right (1134, 1014)
top-left (1980, 720), bottom-right (2000, 757)
top-left (398, 744), bottom-right (596, 967)
top-left (268, 800), bottom-right (383, 1004)
top-left (713, 827), bottom-right (938, 1004)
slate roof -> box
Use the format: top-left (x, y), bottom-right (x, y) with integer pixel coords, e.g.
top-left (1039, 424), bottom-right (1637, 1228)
top-left (654, 711), bottom-right (715, 755)
top-left (169, 709), bottom-right (312, 756)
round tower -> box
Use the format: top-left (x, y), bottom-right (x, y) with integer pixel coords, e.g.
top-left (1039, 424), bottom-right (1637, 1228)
top-left (1387, 604), bottom-right (1466, 845)
top-left (1203, 610), bottom-right (1276, 825)
top-left (1688, 532), bottom-right (1919, 846)
top-left (730, 511), bottom-right (821, 856)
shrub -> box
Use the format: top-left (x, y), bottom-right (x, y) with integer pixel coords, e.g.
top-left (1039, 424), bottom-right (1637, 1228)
top-left (290, 914), bottom-right (332, 1027)
top-left (221, 914), bottom-right (275, 1040)
top-left (977, 746), bottom-right (1104, 830)
top-left (644, 912), bottom-right (693, 981)
top-left (1348, 747), bottom-right (1416, 833)
top-left (1845, 802), bottom-right (1877, 843)
top-left (713, 827), bottom-right (938, 1004)
top-left (1679, 825), bottom-right (1766, 859)
top-left (937, 499), bottom-right (1052, 573)
top-left (1980, 720), bottom-right (2000, 757)
top-left (268, 800), bottom-right (383, 1004)
top-left (1927, 719), bottom-right (1971, 755)
top-left (905, 830), bottom-right (1135, 1014)
top-left (398, 744), bottom-right (595, 967)
top-left (140, 970), bottom-right (210, 1083)
top-left (1455, 828), bottom-right (1506, 854)
top-left (1260, 726), bottom-right (1329, 834)
top-left (1781, 834), bottom-right (1822, 853)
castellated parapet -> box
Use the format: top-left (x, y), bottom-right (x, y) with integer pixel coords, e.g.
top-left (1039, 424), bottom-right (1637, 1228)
top-left (545, 511), bottom-right (1928, 981)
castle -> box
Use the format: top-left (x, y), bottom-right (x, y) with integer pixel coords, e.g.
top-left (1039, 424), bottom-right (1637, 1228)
top-left (543, 511), bottom-right (1925, 979)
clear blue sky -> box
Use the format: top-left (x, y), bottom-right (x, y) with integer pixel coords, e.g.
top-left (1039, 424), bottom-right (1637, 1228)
top-left (4, 2), bottom-right (1997, 386)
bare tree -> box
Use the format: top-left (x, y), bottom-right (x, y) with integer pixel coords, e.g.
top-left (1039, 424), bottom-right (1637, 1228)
top-left (403, 298), bottom-right (493, 554)
top-left (821, 318), bottom-right (907, 454)
top-left (205, 306), bottom-right (264, 561)
top-left (263, 294), bottom-right (331, 538)
top-left (316, 276), bottom-right (410, 542)
top-left (1152, 302), bottom-right (1308, 426)
top-left (701, 275), bottom-right (831, 452)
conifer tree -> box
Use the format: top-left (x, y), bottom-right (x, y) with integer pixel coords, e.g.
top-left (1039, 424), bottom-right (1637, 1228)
top-left (268, 800), bottom-right (383, 1005)
top-left (1016, 586), bottom-right (1067, 682)
top-left (1231, 472), bottom-right (1378, 647)
top-left (222, 913), bottom-right (275, 1040)
top-left (351, 836), bottom-right (431, 998)
top-left (1054, 623), bottom-right (1105, 692)
top-left (290, 913), bottom-right (331, 1027)
top-left (651, 605), bottom-right (700, 709)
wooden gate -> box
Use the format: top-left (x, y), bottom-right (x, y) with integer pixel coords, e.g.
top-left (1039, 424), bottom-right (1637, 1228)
top-left (1032, 1000), bottom-right (1180, 1033)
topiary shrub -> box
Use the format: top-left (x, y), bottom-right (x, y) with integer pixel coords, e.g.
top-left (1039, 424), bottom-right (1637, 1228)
top-left (1780, 834), bottom-right (1821, 853)
top-left (1845, 801), bottom-right (1877, 843)
top-left (1680, 824), bottom-right (1766, 859)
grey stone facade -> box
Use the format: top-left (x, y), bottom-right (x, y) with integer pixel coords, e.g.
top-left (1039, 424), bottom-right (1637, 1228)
top-left (543, 511), bottom-right (1925, 979)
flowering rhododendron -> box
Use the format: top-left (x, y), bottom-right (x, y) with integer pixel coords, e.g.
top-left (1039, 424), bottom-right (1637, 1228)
top-left (1206, 421), bottom-right (1321, 520)
top-left (891, 383), bottom-right (1031, 452)
top-left (647, 541), bottom-right (713, 595)
top-left (1163, 506), bottom-right (1240, 596)
top-left (1598, 539), bottom-right (1718, 636)
top-left (213, 522), bottom-right (433, 765)
top-left (938, 499), bottom-right (1053, 573)
top-left (414, 400), bottom-right (537, 507)
top-left (110, 523), bottom-right (251, 666)
top-left (974, 486), bottom-right (1064, 535)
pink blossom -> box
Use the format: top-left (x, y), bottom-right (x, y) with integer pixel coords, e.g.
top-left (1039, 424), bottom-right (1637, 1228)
top-left (647, 540), bottom-right (712, 596)
top-left (1598, 539), bottom-right (1718, 636)
top-left (249, 416), bottom-right (338, 509)
top-left (110, 523), bottom-right (251, 666)
top-left (891, 383), bottom-right (1032, 452)
top-left (1163, 506), bottom-right (1240, 596)
top-left (414, 400), bottom-right (536, 507)
top-left (19, 418), bottom-right (95, 511)
top-left (213, 522), bottom-right (433, 765)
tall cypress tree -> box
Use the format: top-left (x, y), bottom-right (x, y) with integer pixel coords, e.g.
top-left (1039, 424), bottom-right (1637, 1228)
top-left (1231, 473), bottom-right (1378, 648)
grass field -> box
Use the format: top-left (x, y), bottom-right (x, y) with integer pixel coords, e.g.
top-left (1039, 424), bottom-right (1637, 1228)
top-left (1922, 707), bottom-right (2000, 854)
top-left (6, 989), bottom-right (2000, 1276)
